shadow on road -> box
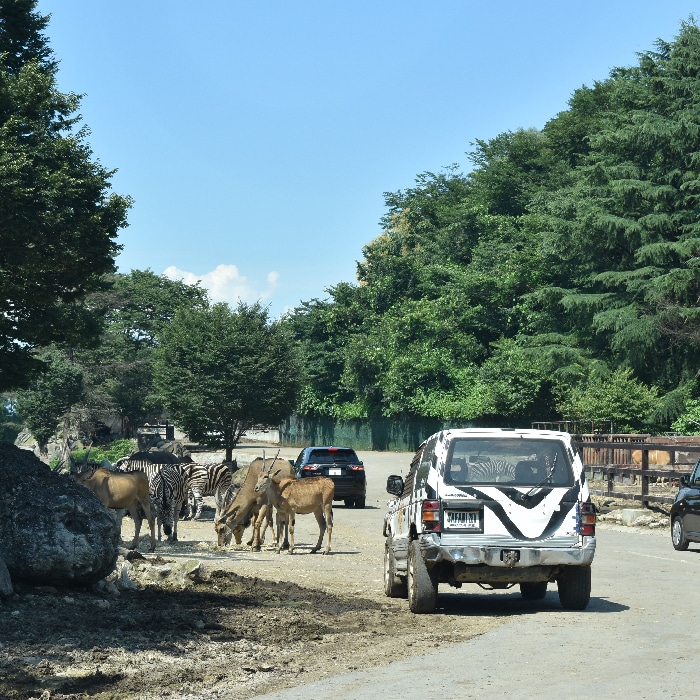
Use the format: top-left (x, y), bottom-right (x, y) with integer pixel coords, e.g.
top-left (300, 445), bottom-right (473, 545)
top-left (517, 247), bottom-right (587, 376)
top-left (429, 590), bottom-right (628, 617)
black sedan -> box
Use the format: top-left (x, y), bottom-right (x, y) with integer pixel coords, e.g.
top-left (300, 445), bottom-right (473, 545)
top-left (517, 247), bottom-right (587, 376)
top-left (293, 446), bottom-right (366, 508)
top-left (671, 458), bottom-right (700, 550)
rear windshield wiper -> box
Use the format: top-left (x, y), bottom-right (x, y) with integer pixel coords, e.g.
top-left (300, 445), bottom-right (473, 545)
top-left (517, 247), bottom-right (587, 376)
top-left (520, 455), bottom-right (557, 501)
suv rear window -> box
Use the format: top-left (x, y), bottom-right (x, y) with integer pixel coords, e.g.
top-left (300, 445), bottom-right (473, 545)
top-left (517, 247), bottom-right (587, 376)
top-left (307, 448), bottom-right (359, 464)
top-left (445, 438), bottom-right (573, 486)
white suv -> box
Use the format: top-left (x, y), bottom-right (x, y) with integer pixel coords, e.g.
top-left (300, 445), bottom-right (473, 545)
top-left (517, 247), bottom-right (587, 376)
top-left (383, 428), bottom-right (596, 613)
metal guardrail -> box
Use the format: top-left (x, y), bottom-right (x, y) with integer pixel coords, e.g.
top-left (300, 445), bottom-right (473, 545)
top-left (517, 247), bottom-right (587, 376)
top-left (575, 440), bottom-right (700, 507)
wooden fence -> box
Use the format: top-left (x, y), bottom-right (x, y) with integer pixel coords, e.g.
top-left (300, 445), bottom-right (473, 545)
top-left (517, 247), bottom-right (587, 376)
top-left (574, 436), bottom-right (700, 507)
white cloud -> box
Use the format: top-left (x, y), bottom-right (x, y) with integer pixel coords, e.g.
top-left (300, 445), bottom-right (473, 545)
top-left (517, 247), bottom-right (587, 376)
top-left (162, 264), bottom-right (280, 308)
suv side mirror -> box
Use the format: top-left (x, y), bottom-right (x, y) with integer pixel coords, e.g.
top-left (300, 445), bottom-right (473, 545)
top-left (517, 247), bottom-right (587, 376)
top-left (681, 474), bottom-right (689, 487)
top-left (386, 475), bottom-right (404, 497)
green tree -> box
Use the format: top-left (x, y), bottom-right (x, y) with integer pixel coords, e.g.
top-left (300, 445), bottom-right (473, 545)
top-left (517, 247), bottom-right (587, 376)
top-left (533, 21), bottom-right (700, 395)
top-left (671, 398), bottom-right (700, 435)
top-left (78, 270), bottom-right (209, 436)
top-left (0, 0), bottom-right (132, 392)
top-left (557, 368), bottom-right (658, 433)
top-left (15, 347), bottom-right (84, 453)
top-left (153, 302), bottom-right (302, 462)
top-left (0, 395), bottom-right (22, 444)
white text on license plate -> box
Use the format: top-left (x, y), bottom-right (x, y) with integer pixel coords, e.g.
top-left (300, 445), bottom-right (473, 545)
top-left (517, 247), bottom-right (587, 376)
top-left (446, 511), bottom-right (479, 529)
top-left (328, 468), bottom-right (342, 475)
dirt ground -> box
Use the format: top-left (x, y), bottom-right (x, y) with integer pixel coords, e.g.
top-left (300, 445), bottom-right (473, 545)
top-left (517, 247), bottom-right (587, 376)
top-left (0, 449), bottom-right (674, 700)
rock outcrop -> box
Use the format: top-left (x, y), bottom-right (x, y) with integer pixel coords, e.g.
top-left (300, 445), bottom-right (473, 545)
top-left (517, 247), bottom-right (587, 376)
top-left (0, 443), bottom-right (119, 591)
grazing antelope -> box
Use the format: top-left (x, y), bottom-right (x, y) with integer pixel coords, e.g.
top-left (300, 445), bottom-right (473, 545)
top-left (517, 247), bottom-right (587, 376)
top-left (254, 463), bottom-right (334, 555)
top-left (214, 456), bottom-right (293, 550)
top-left (72, 467), bottom-right (157, 552)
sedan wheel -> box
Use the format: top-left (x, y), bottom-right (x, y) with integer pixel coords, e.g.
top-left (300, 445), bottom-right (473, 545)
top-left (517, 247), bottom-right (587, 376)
top-left (672, 516), bottom-right (689, 551)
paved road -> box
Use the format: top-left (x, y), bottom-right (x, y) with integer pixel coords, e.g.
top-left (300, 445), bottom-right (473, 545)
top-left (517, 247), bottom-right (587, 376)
top-left (246, 444), bottom-right (699, 699)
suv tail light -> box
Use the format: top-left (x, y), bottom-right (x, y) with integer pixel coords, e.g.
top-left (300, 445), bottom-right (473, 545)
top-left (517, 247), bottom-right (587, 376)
top-left (576, 501), bottom-right (596, 536)
top-left (349, 465), bottom-right (364, 472)
top-left (421, 499), bottom-right (440, 532)
top-left (302, 465), bottom-right (322, 473)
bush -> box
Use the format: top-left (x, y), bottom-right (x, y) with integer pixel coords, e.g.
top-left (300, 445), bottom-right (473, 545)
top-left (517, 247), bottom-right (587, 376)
top-left (50, 438), bottom-right (136, 470)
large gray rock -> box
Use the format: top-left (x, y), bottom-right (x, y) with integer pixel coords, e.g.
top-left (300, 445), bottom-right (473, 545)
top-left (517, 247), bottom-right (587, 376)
top-left (0, 557), bottom-right (12, 597)
top-left (0, 443), bottom-right (119, 587)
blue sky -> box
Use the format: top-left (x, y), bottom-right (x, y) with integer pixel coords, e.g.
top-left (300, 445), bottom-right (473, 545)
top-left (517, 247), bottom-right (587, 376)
top-left (37, 1), bottom-right (700, 319)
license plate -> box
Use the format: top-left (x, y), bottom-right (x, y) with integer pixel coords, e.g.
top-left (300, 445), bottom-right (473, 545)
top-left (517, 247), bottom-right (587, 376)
top-left (328, 468), bottom-right (342, 476)
top-left (446, 510), bottom-right (480, 529)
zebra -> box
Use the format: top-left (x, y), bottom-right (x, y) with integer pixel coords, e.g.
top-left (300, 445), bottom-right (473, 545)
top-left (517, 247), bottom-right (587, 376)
top-left (114, 451), bottom-right (193, 540)
top-left (150, 463), bottom-right (191, 542)
top-left (467, 458), bottom-right (516, 483)
top-left (184, 461), bottom-right (236, 521)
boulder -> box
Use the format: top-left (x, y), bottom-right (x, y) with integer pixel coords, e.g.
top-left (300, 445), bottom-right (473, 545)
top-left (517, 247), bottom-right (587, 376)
top-left (0, 557), bottom-right (12, 597)
top-left (0, 443), bottom-right (119, 587)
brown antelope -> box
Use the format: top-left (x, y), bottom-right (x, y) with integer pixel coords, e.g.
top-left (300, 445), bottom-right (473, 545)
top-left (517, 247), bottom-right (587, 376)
top-left (254, 464), bottom-right (334, 555)
top-left (214, 456), bottom-right (293, 550)
top-left (72, 467), bottom-right (157, 552)
top-left (214, 483), bottom-right (246, 546)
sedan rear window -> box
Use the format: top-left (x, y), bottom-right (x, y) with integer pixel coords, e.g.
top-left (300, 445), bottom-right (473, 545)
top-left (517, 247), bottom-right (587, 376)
top-left (308, 449), bottom-right (359, 464)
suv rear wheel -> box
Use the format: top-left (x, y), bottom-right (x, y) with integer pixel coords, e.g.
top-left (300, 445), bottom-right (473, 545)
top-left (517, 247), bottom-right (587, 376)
top-left (557, 566), bottom-right (591, 610)
top-left (384, 537), bottom-right (407, 598)
top-left (520, 581), bottom-right (548, 600)
top-left (344, 498), bottom-right (355, 508)
top-left (354, 497), bottom-right (366, 509)
top-left (407, 540), bottom-right (437, 613)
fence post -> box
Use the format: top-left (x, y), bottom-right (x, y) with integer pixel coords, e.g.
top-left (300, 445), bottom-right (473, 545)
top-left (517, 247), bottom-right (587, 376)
top-left (641, 448), bottom-right (649, 508)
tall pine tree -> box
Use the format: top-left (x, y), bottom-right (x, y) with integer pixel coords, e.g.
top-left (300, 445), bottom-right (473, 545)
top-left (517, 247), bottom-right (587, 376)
top-left (0, 0), bottom-right (132, 391)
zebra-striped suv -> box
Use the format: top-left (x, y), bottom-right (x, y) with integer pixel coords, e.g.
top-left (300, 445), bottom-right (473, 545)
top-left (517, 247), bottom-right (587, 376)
top-left (383, 428), bottom-right (596, 613)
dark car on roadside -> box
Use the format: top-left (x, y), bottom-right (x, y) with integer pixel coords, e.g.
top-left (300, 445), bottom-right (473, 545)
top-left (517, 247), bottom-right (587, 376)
top-left (671, 457), bottom-right (700, 550)
top-left (293, 446), bottom-right (366, 508)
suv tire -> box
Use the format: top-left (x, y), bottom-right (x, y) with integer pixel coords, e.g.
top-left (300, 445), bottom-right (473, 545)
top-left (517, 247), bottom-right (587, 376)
top-left (354, 497), bottom-right (366, 509)
top-left (407, 540), bottom-right (438, 613)
top-left (557, 566), bottom-right (591, 610)
top-left (672, 516), bottom-right (689, 551)
top-left (520, 581), bottom-right (548, 600)
top-left (344, 498), bottom-right (355, 508)
top-left (384, 537), bottom-right (407, 598)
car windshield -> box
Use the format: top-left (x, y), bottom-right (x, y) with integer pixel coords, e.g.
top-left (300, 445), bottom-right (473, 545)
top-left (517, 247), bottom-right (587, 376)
top-left (444, 438), bottom-right (573, 487)
top-left (307, 449), bottom-right (359, 464)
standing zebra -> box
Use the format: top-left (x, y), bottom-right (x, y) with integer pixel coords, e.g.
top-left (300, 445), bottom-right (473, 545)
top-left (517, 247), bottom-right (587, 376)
top-left (184, 461), bottom-right (236, 520)
top-left (114, 451), bottom-right (193, 541)
top-left (150, 463), bottom-right (191, 542)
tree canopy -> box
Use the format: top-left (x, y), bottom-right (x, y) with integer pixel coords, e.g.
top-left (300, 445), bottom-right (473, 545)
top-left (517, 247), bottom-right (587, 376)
top-left (287, 18), bottom-right (700, 433)
top-left (0, 0), bottom-right (132, 392)
top-left (153, 302), bottom-right (303, 461)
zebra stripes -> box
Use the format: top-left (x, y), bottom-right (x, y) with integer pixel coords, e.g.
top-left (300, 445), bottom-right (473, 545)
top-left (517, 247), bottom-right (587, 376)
top-left (185, 462), bottom-right (235, 520)
top-left (115, 453), bottom-right (192, 541)
top-left (150, 464), bottom-right (190, 542)
top-left (467, 459), bottom-right (516, 482)
top-left (113, 452), bottom-right (237, 536)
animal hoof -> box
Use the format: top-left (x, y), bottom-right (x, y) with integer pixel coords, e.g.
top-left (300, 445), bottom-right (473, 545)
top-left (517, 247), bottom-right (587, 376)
top-left (252, 546), bottom-right (261, 552)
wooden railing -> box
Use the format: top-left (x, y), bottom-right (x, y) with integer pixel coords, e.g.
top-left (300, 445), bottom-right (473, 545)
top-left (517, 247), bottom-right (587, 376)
top-left (574, 438), bottom-right (700, 507)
